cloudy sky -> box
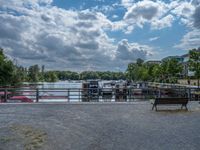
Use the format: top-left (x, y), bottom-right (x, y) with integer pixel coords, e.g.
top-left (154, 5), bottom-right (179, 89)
top-left (0, 0), bottom-right (200, 71)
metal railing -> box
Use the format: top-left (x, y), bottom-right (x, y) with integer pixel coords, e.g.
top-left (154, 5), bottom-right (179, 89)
top-left (0, 86), bottom-right (200, 103)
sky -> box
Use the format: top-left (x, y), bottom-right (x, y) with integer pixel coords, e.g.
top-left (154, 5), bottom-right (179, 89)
top-left (0, 0), bottom-right (200, 71)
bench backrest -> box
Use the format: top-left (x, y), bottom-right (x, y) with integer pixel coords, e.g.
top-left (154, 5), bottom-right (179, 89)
top-left (155, 98), bottom-right (188, 105)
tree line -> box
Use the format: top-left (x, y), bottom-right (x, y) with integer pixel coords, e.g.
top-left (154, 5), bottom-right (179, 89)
top-left (126, 58), bottom-right (183, 83)
top-left (0, 47), bottom-right (200, 86)
top-left (0, 48), bottom-right (126, 86)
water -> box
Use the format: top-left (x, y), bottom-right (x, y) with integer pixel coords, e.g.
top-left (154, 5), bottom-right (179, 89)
top-left (23, 80), bottom-right (115, 102)
top-left (37, 81), bottom-right (82, 89)
top-left (34, 81), bottom-right (82, 102)
top-left (20, 80), bottom-right (135, 102)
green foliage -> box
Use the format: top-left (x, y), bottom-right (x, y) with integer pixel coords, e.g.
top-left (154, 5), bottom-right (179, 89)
top-left (189, 49), bottom-right (200, 78)
top-left (126, 58), bottom-right (183, 83)
top-left (79, 71), bottom-right (126, 80)
top-left (136, 58), bottom-right (144, 66)
top-left (162, 58), bottom-right (183, 76)
top-left (0, 48), bottom-right (16, 86)
top-left (28, 65), bottom-right (40, 82)
top-left (44, 71), bottom-right (58, 82)
top-left (11, 66), bottom-right (28, 85)
top-left (189, 49), bottom-right (200, 87)
top-left (151, 65), bottom-right (162, 82)
top-left (57, 71), bottom-right (79, 80)
top-left (80, 71), bottom-right (99, 80)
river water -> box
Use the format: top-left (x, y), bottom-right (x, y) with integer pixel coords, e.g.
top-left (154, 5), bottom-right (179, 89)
top-left (24, 80), bottom-right (115, 102)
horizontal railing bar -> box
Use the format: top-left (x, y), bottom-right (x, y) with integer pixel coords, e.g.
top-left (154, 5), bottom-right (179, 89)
top-left (1, 87), bottom-right (199, 90)
top-left (1, 85), bottom-right (199, 103)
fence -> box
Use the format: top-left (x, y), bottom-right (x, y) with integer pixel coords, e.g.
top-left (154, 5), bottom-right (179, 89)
top-left (0, 86), bottom-right (200, 103)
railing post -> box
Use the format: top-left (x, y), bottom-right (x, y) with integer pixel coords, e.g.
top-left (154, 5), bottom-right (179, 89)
top-left (188, 88), bottom-right (191, 101)
top-left (4, 88), bottom-right (7, 103)
top-left (68, 89), bottom-right (70, 102)
top-left (79, 89), bottom-right (81, 102)
top-left (36, 88), bottom-right (39, 102)
top-left (159, 89), bottom-right (161, 98)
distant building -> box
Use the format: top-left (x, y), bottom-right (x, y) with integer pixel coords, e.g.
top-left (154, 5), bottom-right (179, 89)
top-left (146, 60), bottom-right (161, 65)
top-left (162, 56), bottom-right (184, 63)
top-left (162, 53), bottom-right (194, 77)
top-left (148, 48), bottom-right (200, 77)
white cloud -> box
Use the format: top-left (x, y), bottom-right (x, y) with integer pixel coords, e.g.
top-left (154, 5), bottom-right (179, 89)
top-left (116, 39), bottom-right (153, 62)
top-left (0, 0), bottom-right (152, 71)
top-left (174, 2), bottom-right (200, 50)
top-left (124, 1), bottom-right (162, 21)
top-left (149, 37), bottom-right (160, 41)
top-left (119, 0), bottom-right (174, 33)
top-left (193, 6), bottom-right (200, 29)
top-left (171, 2), bottom-right (195, 18)
top-left (174, 29), bottom-right (200, 50)
top-left (112, 15), bottom-right (118, 19)
top-left (171, 1), bottom-right (195, 26)
top-left (118, 0), bottom-right (198, 33)
top-left (121, 0), bottom-right (135, 8)
top-left (192, 0), bottom-right (200, 6)
top-left (151, 14), bottom-right (174, 30)
top-left (1, 0), bottom-right (199, 71)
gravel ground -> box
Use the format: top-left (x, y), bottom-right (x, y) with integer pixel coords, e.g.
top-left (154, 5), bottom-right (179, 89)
top-left (0, 102), bottom-right (200, 150)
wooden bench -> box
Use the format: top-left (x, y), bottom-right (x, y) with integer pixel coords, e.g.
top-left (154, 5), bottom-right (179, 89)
top-left (152, 97), bottom-right (189, 111)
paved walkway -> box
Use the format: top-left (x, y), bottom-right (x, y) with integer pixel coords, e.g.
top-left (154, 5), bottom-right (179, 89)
top-left (0, 102), bottom-right (200, 150)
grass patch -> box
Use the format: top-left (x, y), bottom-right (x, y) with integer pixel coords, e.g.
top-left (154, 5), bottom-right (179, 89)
top-left (0, 137), bottom-right (15, 144)
top-left (11, 125), bottom-right (47, 150)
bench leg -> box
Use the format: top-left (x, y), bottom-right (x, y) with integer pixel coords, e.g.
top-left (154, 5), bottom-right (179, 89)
top-left (181, 104), bottom-right (188, 110)
top-left (152, 104), bottom-right (155, 110)
top-left (185, 105), bottom-right (188, 111)
top-left (152, 104), bottom-right (158, 111)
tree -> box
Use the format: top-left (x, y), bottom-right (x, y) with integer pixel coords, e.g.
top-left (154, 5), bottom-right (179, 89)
top-left (152, 64), bottom-right (162, 82)
top-left (167, 58), bottom-right (183, 76)
top-left (126, 62), bottom-right (138, 81)
top-left (160, 58), bottom-right (183, 83)
top-left (126, 59), bottom-right (150, 81)
top-left (44, 71), bottom-right (58, 82)
top-left (189, 49), bottom-right (200, 88)
top-left (12, 66), bottom-right (28, 84)
top-left (136, 58), bottom-right (144, 66)
top-left (28, 65), bottom-right (40, 82)
top-left (0, 48), bottom-right (16, 86)
top-left (138, 65), bottom-right (149, 81)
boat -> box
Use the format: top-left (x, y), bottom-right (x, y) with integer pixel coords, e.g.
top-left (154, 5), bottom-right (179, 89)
top-left (115, 82), bottom-right (127, 102)
top-left (82, 80), bottom-right (100, 102)
top-left (101, 82), bottom-right (113, 100)
top-left (8, 96), bottom-right (33, 103)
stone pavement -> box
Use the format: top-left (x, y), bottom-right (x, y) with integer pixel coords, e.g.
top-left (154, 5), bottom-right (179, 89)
top-left (0, 102), bottom-right (200, 150)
